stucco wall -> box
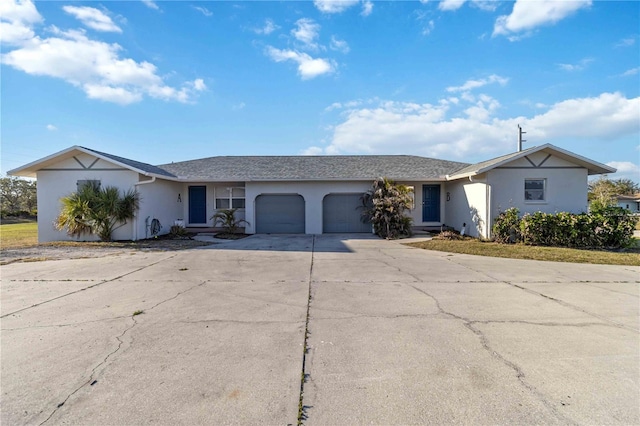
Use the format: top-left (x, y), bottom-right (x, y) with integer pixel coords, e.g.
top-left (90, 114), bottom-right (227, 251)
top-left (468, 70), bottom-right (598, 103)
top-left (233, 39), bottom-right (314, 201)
top-left (245, 181), bottom-right (373, 234)
top-left (443, 179), bottom-right (488, 238)
top-left (36, 167), bottom-right (139, 242)
top-left (135, 178), bottom-right (184, 239)
top-left (398, 181), bottom-right (445, 228)
top-left (487, 167), bottom-right (589, 222)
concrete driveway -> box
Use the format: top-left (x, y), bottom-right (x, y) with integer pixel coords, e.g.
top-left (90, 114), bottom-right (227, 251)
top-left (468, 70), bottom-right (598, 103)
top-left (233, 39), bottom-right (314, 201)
top-left (1, 235), bottom-right (638, 425)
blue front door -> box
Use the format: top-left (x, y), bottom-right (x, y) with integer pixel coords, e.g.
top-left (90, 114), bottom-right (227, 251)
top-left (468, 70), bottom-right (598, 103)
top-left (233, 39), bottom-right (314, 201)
top-left (189, 186), bottom-right (207, 224)
top-left (422, 185), bottom-right (440, 222)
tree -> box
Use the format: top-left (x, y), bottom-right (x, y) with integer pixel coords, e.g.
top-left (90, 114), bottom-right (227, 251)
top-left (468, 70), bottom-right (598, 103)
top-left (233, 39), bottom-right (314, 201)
top-left (55, 182), bottom-right (140, 241)
top-left (0, 177), bottom-right (37, 215)
top-left (211, 208), bottom-right (249, 234)
top-left (588, 177), bottom-right (640, 211)
top-left (361, 177), bottom-right (414, 239)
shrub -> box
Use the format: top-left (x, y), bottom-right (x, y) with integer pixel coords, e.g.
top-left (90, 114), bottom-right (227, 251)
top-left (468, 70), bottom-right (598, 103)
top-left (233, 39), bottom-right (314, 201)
top-left (493, 207), bottom-right (635, 249)
top-left (492, 207), bottom-right (520, 244)
top-left (211, 208), bottom-right (249, 234)
top-left (169, 225), bottom-right (190, 239)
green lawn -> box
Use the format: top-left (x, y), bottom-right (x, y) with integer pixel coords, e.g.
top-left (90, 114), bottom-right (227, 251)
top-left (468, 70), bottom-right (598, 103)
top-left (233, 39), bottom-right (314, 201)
top-left (407, 239), bottom-right (640, 266)
top-left (0, 220), bottom-right (38, 249)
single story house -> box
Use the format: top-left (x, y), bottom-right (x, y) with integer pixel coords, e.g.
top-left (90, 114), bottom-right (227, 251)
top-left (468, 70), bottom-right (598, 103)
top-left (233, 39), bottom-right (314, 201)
top-left (616, 193), bottom-right (640, 213)
top-left (8, 143), bottom-right (615, 242)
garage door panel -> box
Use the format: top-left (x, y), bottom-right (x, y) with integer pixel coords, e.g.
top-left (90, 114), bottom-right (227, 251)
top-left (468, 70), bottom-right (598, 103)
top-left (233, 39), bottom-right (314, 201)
top-left (323, 194), bottom-right (371, 233)
top-left (256, 194), bottom-right (305, 234)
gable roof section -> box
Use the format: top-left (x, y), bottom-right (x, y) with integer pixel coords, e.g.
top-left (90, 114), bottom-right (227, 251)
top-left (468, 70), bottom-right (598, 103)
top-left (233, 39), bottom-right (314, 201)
top-left (8, 146), bottom-right (177, 179)
top-left (446, 143), bottom-right (616, 180)
top-left (157, 155), bottom-right (469, 181)
top-left (617, 193), bottom-right (640, 202)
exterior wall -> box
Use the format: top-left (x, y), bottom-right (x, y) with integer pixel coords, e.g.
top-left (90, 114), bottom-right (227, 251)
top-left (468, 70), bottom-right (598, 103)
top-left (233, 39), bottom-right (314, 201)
top-left (487, 166), bottom-right (589, 229)
top-left (181, 182), bottom-right (246, 228)
top-left (244, 181), bottom-right (372, 234)
top-left (617, 200), bottom-right (640, 213)
top-left (36, 165), bottom-right (139, 242)
top-left (135, 178), bottom-right (184, 239)
top-left (398, 181), bottom-right (445, 228)
top-left (443, 178), bottom-right (489, 238)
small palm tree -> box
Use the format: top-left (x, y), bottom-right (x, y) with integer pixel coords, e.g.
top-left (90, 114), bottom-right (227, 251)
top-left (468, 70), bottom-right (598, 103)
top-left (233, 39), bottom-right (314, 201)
top-left (55, 182), bottom-right (140, 241)
top-left (361, 177), bottom-right (414, 239)
top-left (211, 208), bottom-right (249, 234)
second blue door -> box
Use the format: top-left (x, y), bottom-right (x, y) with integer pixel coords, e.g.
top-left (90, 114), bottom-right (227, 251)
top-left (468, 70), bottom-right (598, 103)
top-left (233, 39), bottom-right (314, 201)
top-left (422, 185), bottom-right (440, 222)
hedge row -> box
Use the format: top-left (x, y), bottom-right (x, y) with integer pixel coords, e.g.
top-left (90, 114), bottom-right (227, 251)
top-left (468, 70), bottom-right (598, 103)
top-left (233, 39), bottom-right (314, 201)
top-left (492, 207), bottom-right (636, 249)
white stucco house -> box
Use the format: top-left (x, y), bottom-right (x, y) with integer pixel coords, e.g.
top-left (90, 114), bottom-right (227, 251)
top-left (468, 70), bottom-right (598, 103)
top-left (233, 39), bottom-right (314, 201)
top-left (8, 144), bottom-right (615, 242)
top-left (616, 194), bottom-right (640, 213)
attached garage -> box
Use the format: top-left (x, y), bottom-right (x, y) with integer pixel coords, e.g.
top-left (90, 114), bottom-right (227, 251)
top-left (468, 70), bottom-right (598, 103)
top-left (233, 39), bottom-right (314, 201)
top-left (255, 194), bottom-right (305, 233)
top-left (323, 193), bottom-right (371, 233)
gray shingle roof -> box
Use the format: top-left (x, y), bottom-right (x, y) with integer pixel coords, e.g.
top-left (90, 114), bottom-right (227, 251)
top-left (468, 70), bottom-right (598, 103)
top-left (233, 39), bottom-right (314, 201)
top-left (82, 147), bottom-right (177, 178)
top-left (157, 155), bottom-right (470, 181)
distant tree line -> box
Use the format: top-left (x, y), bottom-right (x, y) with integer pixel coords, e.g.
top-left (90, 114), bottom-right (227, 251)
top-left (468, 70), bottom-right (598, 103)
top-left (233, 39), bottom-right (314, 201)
top-left (1, 177), bottom-right (37, 217)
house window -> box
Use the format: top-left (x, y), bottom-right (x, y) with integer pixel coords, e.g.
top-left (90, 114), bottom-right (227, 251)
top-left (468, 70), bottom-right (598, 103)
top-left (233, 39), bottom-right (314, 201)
top-left (524, 179), bottom-right (545, 201)
top-left (215, 187), bottom-right (245, 209)
top-left (77, 180), bottom-right (101, 190)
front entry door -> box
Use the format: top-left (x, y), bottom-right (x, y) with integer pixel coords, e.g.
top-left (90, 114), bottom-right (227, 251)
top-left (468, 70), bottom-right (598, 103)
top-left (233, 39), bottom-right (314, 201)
top-left (189, 186), bottom-right (207, 224)
top-left (422, 185), bottom-right (440, 222)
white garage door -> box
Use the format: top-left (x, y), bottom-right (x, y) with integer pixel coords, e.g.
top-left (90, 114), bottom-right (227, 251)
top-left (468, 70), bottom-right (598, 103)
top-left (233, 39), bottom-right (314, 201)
top-left (255, 194), bottom-right (305, 234)
top-left (323, 193), bottom-right (371, 233)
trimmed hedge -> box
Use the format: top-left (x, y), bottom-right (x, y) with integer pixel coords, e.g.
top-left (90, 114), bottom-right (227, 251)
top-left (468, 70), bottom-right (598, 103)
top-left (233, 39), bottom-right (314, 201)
top-left (493, 207), bottom-right (636, 249)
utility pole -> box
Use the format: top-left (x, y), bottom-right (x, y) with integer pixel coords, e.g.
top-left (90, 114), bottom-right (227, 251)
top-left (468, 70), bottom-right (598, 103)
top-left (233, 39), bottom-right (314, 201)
top-left (517, 124), bottom-right (526, 152)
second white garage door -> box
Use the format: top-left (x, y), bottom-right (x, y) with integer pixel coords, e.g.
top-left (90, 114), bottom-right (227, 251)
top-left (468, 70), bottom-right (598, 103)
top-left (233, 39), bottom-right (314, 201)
top-left (255, 194), bottom-right (305, 233)
top-left (323, 193), bottom-right (371, 233)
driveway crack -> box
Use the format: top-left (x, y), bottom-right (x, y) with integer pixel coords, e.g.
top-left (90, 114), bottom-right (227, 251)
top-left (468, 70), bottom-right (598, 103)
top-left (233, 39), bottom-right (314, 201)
top-left (408, 284), bottom-right (578, 425)
top-left (37, 279), bottom-right (207, 424)
top-left (297, 235), bottom-right (315, 425)
top-left (2, 253), bottom-right (180, 319)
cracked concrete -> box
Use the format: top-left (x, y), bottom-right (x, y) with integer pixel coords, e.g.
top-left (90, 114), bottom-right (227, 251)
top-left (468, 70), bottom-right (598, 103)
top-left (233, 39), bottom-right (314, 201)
top-left (1, 234), bottom-right (638, 425)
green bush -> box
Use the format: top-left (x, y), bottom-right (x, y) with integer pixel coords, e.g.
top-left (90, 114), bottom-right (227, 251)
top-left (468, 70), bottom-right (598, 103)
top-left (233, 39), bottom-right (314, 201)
top-left (492, 207), bottom-right (635, 249)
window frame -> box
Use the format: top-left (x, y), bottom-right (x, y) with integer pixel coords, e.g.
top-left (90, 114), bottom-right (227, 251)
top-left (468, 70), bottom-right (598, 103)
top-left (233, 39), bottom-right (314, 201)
top-left (214, 187), bottom-right (246, 210)
top-left (524, 178), bottom-right (546, 203)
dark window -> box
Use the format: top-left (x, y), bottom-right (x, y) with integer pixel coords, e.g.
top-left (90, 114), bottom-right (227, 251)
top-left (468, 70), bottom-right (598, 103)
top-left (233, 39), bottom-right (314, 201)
top-left (525, 179), bottom-right (545, 201)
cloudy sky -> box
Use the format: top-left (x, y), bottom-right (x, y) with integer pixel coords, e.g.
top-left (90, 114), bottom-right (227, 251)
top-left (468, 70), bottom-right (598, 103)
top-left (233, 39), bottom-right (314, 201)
top-left (2, 0), bottom-right (639, 181)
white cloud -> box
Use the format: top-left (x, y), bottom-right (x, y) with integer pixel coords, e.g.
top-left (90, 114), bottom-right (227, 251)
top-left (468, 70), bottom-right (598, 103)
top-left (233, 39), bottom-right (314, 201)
top-left (361, 0), bottom-right (373, 16)
top-left (422, 20), bottom-right (435, 36)
top-left (46, 124), bottom-right (57, 131)
top-left (314, 0), bottom-right (359, 14)
top-left (2, 24), bottom-right (206, 105)
top-left (265, 46), bottom-right (335, 80)
top-left (615, 37), bottom-right (636, 48)
top-left (192, 6), bottom-right (212, 17)
top-left (557, 58), bottom-right (593, 72)
top-left (621, 67), bottom-right (640, 77)
top-left (0, 0), bottom-right (42, 45)
top-left (301, 146), bottom-right (324, 155)
top-left (493, 0), bottom-right (591, 38)
top-left (292, 18), bottom-right (321, 50)
top-left (253, 19), bottom-right (279, 35)
top-left (63, 6), bottom-right (122, 33)
top-left (446, 74), bottom-right (508, 93)
top-left (330, 36), bottom-right (350, 53)
top-left (606, 161), bottom-right (640, 181)
top-left (439, 0), bottom-right (466, 11)
top-left (141, 0), bottom-right (159, 11)
top-left (312, 92), bottom-right (639, 159)
top-left (232, 102), bottom-right (246, 111)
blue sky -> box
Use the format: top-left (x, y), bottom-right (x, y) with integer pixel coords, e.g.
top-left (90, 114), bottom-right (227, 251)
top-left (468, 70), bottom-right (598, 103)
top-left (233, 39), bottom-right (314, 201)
top-left (2, 0), bottom-right (639, 182)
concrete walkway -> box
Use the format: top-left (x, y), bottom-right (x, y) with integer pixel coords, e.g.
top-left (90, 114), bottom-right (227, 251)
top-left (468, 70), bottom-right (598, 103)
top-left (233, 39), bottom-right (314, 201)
top-left (1, 234), bottom-right (638, 425)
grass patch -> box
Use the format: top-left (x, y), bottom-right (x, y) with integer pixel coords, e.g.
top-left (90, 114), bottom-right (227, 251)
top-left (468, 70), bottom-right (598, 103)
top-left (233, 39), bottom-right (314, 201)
top-left (0, 220), bottom-right (38, 249)
top-left (407, 239), bottom-right (640, 266)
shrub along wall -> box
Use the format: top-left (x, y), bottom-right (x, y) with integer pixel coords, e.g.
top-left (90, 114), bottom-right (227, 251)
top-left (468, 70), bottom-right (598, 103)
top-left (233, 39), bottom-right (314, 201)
top-left (492, 207), bottom-right (636, 249)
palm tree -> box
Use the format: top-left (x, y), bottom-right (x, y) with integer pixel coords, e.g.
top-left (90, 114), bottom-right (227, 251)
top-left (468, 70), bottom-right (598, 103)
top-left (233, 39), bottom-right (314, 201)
top-left (361, 177), bottom-right (414, 239)
top-left (211, 208), bottom-right (249, 234)
top-left (55, 182), bottom-right (140, 241)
